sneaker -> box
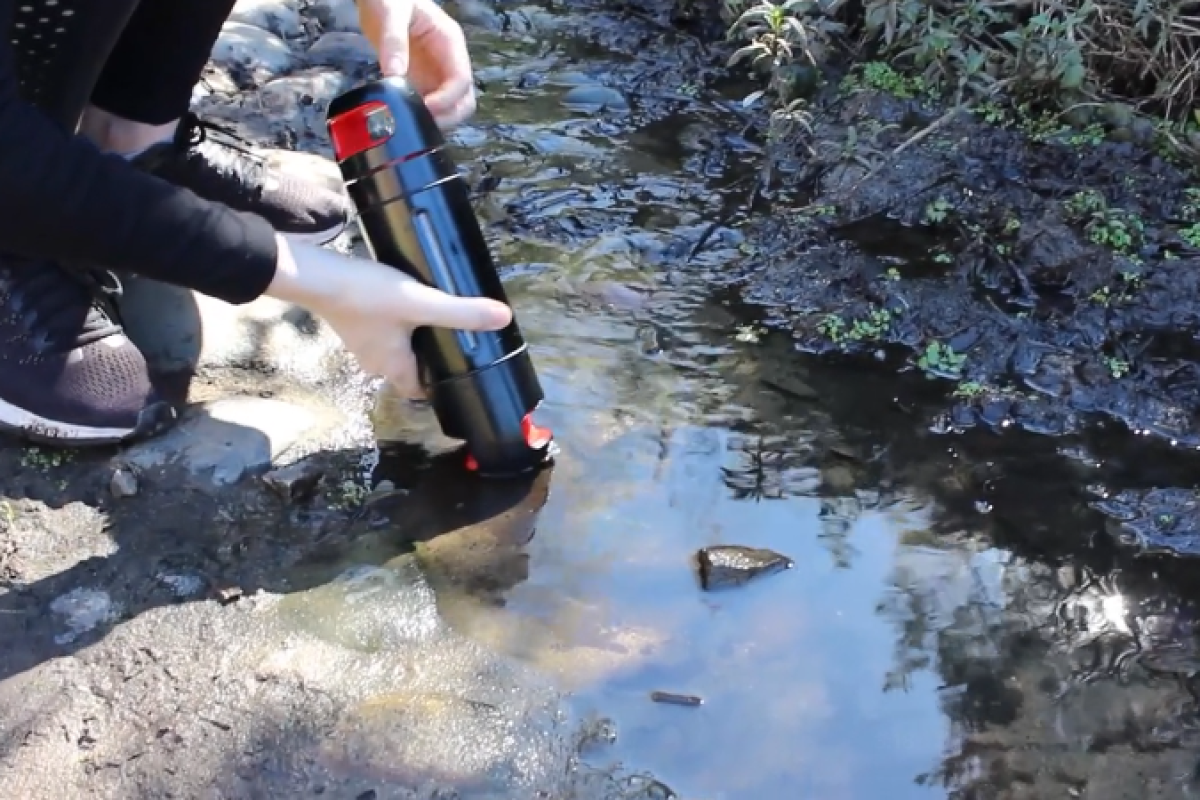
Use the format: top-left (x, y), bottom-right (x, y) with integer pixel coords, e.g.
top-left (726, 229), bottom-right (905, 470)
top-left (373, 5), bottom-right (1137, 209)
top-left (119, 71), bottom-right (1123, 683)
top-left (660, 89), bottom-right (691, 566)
top-left (132, 113), bottom-right (351, 245)
top-left (0, 260), bottom-right (176, 446)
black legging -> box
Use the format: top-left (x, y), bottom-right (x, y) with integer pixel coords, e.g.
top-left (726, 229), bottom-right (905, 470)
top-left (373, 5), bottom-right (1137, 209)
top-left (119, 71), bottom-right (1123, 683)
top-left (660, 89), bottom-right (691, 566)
top-left (9, 0), bottom-right (235, 132)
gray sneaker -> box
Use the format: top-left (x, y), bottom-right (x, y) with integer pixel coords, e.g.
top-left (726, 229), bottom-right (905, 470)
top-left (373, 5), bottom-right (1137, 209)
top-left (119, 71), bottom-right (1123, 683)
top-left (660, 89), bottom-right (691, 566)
top-left (132, 113), bottom-right (352, 245)
top-left (0, 260), bottom-right (175, 445)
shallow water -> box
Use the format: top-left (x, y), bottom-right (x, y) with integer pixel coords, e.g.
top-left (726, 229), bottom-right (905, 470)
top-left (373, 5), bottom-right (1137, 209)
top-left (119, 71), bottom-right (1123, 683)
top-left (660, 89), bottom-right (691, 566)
top-left (284, 4), bottom-right (1200, 798)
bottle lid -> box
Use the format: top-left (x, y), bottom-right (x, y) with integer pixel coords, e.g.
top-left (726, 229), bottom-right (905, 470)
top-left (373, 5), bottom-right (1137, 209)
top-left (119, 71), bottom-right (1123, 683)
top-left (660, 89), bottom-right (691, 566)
top-left (327, 76), bottom-right (447, 162)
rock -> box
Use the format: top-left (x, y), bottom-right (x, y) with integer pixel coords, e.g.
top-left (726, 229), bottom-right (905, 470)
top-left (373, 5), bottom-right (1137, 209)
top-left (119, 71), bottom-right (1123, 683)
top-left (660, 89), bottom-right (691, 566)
top-left (211, 21), bottom-right (299, 78)
top-left (228, 0), bottom-right (304, 39)
top-left (122, 396), bottom-right (337, 485)
top-left (307, 31), bottom-right (376, 70)
top-left (695, 545), bottom-right (793, 591)
top-left (258, 68), bottom-right (352, 117)
top-left (308, 0), bottom-right (360, 32)
top-left (560, 84), bottom-right (629, 114)
top-left (262, 457), bottom-right (325, 502)
top-left (108, 467), bottom-right (139, 498)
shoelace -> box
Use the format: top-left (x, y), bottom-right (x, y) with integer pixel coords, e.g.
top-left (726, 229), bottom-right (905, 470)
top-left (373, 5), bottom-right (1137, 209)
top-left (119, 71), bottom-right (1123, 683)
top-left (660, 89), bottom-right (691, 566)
top-left (0, 260), bottom-right (123, 351)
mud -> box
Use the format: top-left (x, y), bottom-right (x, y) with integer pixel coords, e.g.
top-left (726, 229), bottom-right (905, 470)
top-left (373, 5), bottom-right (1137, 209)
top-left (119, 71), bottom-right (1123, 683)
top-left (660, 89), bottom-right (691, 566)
top-left (719, 74), bottom-right (1200, 558)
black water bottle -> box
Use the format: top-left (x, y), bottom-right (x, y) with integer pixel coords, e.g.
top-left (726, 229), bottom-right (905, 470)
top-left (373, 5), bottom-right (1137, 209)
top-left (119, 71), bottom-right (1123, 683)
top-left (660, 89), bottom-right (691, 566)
top-left (326, 77), bottom-right (552, 477)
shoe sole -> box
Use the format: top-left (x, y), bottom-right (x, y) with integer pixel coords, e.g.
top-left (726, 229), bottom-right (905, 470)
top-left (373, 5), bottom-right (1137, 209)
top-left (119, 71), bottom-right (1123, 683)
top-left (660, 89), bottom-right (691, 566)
top-left (0, 397), bottom-right (178, 448)
top-left (281, 216), bottom-right (349, 247)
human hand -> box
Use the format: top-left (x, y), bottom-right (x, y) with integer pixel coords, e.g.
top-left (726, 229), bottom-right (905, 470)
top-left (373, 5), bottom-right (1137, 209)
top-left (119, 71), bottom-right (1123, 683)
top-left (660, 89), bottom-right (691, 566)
top-left (357, 0), bottom-right (477, 128)
top-left (266, 237), bottom-right (511, 397)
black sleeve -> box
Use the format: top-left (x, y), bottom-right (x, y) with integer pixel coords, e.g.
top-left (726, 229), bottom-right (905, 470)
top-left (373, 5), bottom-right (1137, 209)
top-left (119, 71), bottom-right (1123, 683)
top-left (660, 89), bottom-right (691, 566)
top-left (0, 80), bottom-right (278, 306)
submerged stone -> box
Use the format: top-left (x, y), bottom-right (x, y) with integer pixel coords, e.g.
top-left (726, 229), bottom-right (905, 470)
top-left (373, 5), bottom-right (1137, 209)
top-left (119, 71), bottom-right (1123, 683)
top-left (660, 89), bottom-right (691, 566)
top-left (695, 545), bottom-right (793, 591)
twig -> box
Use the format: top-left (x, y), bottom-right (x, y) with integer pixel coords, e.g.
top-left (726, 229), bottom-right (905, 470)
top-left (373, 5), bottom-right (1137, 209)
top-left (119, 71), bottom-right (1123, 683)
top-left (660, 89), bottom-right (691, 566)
top-left (831, 104), bottom-right (965, 203)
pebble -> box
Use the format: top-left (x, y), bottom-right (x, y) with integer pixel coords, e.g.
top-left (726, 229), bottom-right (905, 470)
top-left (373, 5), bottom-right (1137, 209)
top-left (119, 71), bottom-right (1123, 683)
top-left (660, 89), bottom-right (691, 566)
top-left (108, 467), bottom-right (139, 498)
top-left (696, 545), bottom-right (794, 591)
top-left (211, 21), bottom-right (299, 78)
top-left (262, 457), bottom-right (325, 502)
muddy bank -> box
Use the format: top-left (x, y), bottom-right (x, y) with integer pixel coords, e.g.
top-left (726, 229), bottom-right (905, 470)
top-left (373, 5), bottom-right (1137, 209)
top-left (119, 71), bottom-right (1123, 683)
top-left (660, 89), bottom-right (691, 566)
top-left (706, 67), bottom-right (1200, 556)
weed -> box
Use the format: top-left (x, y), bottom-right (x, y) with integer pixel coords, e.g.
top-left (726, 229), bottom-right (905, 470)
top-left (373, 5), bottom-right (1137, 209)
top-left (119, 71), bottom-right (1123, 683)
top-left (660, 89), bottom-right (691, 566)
top-left (723, 0), bottom-right (1200, 127)
top-left (1104, 356), bottom-right (1130, 379)
top-left (818, 306), bottom-right (893, 345)
top-left (953, 381), bottom-right (985, 398)
top-left (917, 341), bottom-right (967, 377)
top-left (923, 197), bottom-right (954, 225)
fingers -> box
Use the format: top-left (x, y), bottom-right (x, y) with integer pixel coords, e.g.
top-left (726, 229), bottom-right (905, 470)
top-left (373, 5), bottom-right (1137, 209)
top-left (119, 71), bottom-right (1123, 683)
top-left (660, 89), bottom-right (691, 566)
top-left (398, 280), bottom-right (513, 331)
top-left (412, 0), bottom-right (477, 126)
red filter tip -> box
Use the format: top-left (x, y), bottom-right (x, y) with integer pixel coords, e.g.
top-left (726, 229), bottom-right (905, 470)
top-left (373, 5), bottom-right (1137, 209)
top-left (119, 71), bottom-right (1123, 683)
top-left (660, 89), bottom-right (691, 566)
top-left (464, 414), bottom-right (553, 472)
top-left (522, 415), bottom-right (553, 449)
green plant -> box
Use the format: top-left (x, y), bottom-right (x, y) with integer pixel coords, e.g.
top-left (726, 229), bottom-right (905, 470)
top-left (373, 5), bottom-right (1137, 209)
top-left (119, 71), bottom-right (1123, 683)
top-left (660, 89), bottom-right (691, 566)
top-left (953, 381), bottom-right (985, 398)
top-left (818, 306), bottom-right (893, 345)
top-left (726, 0), bottom-right (1200, 128)
top-left (917, 341), bottom-right (967, 377)
top-left (923, 197), bottom-right (953, 225)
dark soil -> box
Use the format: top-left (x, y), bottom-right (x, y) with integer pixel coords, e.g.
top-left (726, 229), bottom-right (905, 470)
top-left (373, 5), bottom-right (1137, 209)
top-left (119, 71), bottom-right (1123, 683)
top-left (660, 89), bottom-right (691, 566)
top-left (714, 78), bottom-right (1200, 557)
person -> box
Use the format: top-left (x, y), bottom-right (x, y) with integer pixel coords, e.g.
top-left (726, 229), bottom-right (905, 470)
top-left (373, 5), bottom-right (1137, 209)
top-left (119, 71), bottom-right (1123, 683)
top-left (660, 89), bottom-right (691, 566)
top-left (0, 0), bottom-right (511, 446)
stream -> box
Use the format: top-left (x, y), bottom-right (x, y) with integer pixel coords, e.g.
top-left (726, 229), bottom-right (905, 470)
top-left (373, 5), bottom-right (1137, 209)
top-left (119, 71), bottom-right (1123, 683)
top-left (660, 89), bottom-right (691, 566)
top-left (270, 2), bottom-right (1200, 797)
top-left (4, 1), bottom-right (1200, 797)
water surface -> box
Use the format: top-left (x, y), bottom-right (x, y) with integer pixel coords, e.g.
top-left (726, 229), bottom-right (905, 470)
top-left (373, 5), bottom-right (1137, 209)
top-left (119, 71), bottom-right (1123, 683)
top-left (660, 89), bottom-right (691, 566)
top-left (331, 5), bottom-right (1200, 797)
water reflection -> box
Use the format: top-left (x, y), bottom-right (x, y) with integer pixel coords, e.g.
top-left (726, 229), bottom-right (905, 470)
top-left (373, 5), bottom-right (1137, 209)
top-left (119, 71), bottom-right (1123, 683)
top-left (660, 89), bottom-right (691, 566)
top-left (363, 286), bottom-right (1200, 797)
top-left (303, 5), bottom-right (1200, 797)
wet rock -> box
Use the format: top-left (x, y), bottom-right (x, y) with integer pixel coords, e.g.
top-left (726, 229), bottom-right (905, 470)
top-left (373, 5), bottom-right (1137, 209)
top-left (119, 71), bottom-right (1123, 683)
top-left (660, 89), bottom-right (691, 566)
top-left (695, 545), bottom-right (793, 591)
top-left (307, 31), bottom-right (376, 70)
top-left (108, 467), bottom-right (139, 498)
top-left (122, 396), bottom-right (332, 485)
top-left (211, 21), bottom-right (299, 78)
top-left (561, 84), bottom-right (630, 114)
top-left (262, 457), bottom-right (325, 502)
top-left (308, 0), bottom-right (360, 32)
top-left (228, 0), bottom-right (303, 40)
top-left (258, 69), bottom-right (352, 117)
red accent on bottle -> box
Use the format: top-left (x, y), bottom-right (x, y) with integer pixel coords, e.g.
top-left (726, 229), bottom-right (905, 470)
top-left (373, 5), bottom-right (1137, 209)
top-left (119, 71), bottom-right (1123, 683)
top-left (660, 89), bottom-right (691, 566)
top-left (463, 414), bottom-right (552, 472)
top-left (521, 414), bottom-right (553, 449)
top-left (328, 101), bottom-right (391, 161)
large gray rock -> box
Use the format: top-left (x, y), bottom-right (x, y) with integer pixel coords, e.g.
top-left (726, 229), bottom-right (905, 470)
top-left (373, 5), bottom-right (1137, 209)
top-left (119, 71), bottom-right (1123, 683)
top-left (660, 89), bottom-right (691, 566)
top-left (121, 395), bottom-right (343, 485)
top-left (228, 0), bottom-right (304, 40)
top-left (211, 21), bottom-right (300, 77)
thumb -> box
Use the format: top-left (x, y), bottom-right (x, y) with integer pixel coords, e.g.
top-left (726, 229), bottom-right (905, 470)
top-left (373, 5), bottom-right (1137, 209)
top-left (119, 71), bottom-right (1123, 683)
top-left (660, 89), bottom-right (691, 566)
top-left (402, 282), bottom-right (514, 331)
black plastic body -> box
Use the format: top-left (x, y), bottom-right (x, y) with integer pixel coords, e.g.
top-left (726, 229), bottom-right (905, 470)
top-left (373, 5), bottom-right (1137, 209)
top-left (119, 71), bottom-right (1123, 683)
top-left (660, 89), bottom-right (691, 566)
top-left (326, 77), bottom-right (548, 477)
